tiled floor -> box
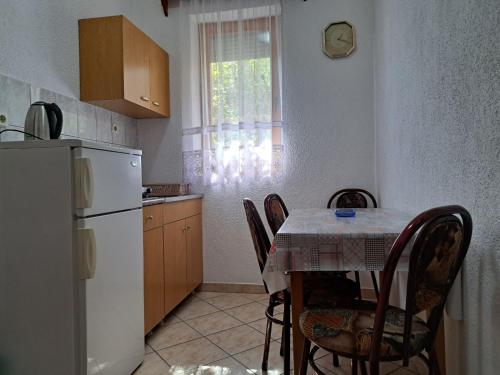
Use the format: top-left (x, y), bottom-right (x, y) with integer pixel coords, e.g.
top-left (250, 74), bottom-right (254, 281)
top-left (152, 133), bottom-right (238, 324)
top-left (135, 292), bottom-right (427, 375)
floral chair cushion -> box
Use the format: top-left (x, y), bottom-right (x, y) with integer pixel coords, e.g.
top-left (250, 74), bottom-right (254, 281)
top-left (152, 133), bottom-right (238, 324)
top-left (300, 302), bottom-right (429, 359)
top-left (414, 219), bottom-right (464, 313)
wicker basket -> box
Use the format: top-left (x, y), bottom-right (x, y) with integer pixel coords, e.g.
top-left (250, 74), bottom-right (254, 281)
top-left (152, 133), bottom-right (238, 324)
top-left (148, 183), bottom-right (191, 197)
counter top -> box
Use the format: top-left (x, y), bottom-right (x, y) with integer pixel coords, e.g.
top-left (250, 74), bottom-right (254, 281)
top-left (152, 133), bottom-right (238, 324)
top-left (142, 194), bottom-right (203, 206)
top-left (0, 139), bottom-right (141, 155)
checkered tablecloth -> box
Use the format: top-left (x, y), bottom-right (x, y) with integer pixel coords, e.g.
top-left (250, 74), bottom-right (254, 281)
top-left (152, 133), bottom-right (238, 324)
top-left (262, 208), bottom-right (415, 294)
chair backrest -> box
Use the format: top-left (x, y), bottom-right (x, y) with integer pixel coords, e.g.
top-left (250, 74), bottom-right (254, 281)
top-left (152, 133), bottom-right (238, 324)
top-left (264, 193), bottom-right (289, 236)
top-left (369, 205), bottom-right (473, 373)
top-left (243, 198), bottom-right (272, 275)
top-left (327, 188), bottom-right (378, 209)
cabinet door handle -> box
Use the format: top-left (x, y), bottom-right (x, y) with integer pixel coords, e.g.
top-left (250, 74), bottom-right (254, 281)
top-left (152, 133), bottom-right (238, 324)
top-left (146, 215), bottom-right (154, 221)
top-left (153, 101), bottom-right (160, 107)
top-left (140, 96), bottom-right (150, 102)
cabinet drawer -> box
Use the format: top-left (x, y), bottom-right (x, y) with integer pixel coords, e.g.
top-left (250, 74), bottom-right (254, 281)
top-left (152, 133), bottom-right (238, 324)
top-left (143, 205), bottom-right (163, 231)
top-left (163, 199), bottom-right (202, 224)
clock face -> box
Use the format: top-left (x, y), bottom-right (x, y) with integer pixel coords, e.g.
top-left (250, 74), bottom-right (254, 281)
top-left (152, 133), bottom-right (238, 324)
top-left (323, 21), bottom-right (356, 59)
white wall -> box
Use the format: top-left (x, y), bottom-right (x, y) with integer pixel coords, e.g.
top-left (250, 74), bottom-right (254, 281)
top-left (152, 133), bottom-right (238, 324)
top-left (0, 0), bottom-right (178, 99)
top-left (0, 0), bottom-right (156, 146)
top-left (0, 0), bottom-right (143, 97)
top-left (138, 0), bottom-right (376, 284)
top-left (374, 1), bottom-right (500, 374)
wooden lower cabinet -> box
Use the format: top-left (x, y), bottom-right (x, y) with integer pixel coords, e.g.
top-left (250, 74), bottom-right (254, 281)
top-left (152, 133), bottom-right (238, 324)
top-left (143, 227), bottom-right (164, 334)
top-left (163, 219), bottom-right (188, 314)
top-left (186, 215), bottom-right (203, 293)
top-left (143, 199), bottom-right (203, 334)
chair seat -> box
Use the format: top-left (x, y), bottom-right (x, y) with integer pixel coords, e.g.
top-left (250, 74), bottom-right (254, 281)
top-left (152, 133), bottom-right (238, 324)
top-left (300, 301), bottom-right (430, 359)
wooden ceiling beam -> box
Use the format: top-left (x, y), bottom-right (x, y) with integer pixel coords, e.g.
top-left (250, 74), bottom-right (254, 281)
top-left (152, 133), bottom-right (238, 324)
top-left (161, 0), bottom-right (168, 16)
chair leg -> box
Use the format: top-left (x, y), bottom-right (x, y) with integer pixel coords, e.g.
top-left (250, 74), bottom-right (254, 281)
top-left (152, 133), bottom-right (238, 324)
top-left (333, 354), bottom-right (340, 367)
top-left (360, 360), bottom-right (368, 375)
top-left (352, 358), bottom-right (358, 375)
top-left (283, 292), bottom-right (291, 375)
top-left (300, 338), bottom-right (311, 375)
top-left (354, 272), bottom-right (362, 299)
top-left (262, 303), bottom-right (274, 371)
top-left (429, 350), bottom-right (442, 375)
top-left (370, 271), bottom-right (380, 299)
top-left (280, 326), bottom-right (285, 356)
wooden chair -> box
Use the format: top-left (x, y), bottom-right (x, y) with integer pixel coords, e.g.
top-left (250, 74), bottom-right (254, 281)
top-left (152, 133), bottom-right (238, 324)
top-left (264, 193), bottom-right (289, 236)
top-left (243, 198), bottom-right (292, 374)
top-left (327, 188), bottom-right (378, 210)
top-left (298, 205), bottom-right (473, 375)
top-left (327, 188), bottom-right (380, 299)
top-left (244, 198), bottom-right (359, 374)
top-left (263, 193), bottom-right (360, 368)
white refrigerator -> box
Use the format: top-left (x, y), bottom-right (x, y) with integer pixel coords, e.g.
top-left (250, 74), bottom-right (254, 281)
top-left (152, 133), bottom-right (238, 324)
top-left (0, 140), bottom-right (144, 375)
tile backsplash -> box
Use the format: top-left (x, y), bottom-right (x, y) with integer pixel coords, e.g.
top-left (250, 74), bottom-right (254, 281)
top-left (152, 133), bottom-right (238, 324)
top-left (0, 73), bottom-right (138, 148)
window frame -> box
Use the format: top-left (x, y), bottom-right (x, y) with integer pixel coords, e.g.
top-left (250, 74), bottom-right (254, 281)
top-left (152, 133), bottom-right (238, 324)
top-left (199, 16), bottom-right (281, 144)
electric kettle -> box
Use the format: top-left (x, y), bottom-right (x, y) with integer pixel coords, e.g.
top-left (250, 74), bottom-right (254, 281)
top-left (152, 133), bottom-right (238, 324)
top-left (24, 102), bottom-right (63, 140)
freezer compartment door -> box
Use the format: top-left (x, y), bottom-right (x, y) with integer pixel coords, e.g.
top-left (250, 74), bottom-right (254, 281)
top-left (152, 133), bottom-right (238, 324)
top-left (78, 209), bottom-right (144, 375)
top-left (74, 147), bottom-right (142, 217)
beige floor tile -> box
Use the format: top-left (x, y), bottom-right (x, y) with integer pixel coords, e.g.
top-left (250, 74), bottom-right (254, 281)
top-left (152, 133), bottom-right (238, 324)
top-left (186, 311), bottom-right (243, 336)
top-left (240, 293), bottom-right (269, 302)
top-left (207, 294), bottom-right (254, 310)
top-left (404, 357), bottom-right (428, 374)
top-left (289, 367), bottom-right (328, 375)
top-left (233, 342), bottom-right (288, 375)
top-left (195, 291), bottom-right (227, 300)
top-left (147, 322), bottom-right (202, 351)
top-left (225, 302), bottom-right (267, 323)
top-left (133, 353), bottom-right (170, 375)
top-left (168, 365), bottom-right (198, 375)
top-left (255, 300), bottom-right (285, 315)
top-left (386, 368), bottom-right (414, 374)
top-left (314, 355), bottom-right (349, 373)
top-left (379, 361), bottom-right (405, 375)
top-left (145, 344), bottom-right (154, 354)
top-left (247, 318), bottom-right (283, 340)
top-left (315, 354), bottom-right (401, 375)
top-left (158, 337), bottom-right (229, 367)
top-left (196, 357), bottom-right (253, 375)
top-left (175, 299), bottom-right (219, 320)
top-left (163, 314), bottom-right (182, 326)
top-left (207, 325), bottom-right (265, 355)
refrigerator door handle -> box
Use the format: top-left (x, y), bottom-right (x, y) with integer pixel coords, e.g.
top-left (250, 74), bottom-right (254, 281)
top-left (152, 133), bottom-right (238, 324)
top-left (78, 228), bottom-right (96, 279)
top-left (75, 158), bottom-right (94, 209)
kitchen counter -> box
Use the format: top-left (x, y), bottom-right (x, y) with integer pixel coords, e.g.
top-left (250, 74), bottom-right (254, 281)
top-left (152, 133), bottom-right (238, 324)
top-left (142, 194), bottom-right (203, 206)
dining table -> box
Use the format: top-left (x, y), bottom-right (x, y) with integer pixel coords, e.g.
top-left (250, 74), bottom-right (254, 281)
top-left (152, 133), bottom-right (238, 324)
top-left (262, 207), bottom-right (447, 374)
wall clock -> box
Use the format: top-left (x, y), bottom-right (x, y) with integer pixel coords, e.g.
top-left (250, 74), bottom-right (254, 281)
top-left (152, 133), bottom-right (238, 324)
top-left (322, 21), bottom-right (356, 59)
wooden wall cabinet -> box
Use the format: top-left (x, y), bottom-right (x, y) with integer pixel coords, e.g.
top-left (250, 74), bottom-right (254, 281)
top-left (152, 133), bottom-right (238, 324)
top-left (79, 15), bottom-right (170, 119)
top-left (142, 199), bottom-right (203, 334)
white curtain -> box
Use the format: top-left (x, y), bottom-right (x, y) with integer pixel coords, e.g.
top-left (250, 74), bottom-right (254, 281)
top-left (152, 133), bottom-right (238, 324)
top-left (180, 0), bottom-right (283, 185)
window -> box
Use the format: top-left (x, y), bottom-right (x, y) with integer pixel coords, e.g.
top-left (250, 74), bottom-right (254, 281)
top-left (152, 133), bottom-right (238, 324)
top-left (202, 18), bottom-right (281, 126)
top-left (181, 3), bottom-right (283, 185)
